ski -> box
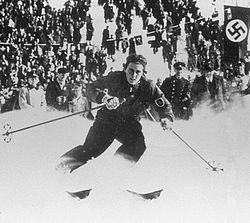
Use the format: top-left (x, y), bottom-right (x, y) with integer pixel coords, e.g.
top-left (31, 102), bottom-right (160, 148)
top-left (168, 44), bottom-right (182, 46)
top-left (126, 189), bottom-right (163, 200)
top-left (66, 188), bottom-right (163, 200)
top-left (66, 189), bottom-right (92, 199)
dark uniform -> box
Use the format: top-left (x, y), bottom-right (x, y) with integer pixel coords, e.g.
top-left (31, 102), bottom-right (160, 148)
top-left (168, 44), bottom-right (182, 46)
top-left (160, 63), bottom-right (192, 120)
top-left (60, 70), bottom-right (174, 171)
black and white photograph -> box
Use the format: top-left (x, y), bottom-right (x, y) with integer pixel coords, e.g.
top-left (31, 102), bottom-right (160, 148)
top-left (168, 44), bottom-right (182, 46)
top-left (0, 0), bottom-right (250, 222)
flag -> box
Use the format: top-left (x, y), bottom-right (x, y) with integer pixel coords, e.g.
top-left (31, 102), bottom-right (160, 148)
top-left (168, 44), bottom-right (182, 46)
top-left (223, 5), bottom-right (250, 63)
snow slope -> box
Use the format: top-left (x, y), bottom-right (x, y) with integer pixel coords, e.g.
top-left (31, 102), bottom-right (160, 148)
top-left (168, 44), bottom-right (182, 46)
top-left (0, 95), bottom-right (250, 223)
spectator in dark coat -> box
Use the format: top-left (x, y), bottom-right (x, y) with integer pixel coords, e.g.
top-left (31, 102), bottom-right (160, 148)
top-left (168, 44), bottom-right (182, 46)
top-left (161, 62), bottom-right (192, 120)
top-left (106, 35), bottom-right (116, 62)
top-left (101, 26), bottom-right (110, 49)
top-left (45, 67), bottom-right (71, 111)
top-left (191, 63), bottom-right (227, 111)
top-left (86, 17), bottom-right (94, 43)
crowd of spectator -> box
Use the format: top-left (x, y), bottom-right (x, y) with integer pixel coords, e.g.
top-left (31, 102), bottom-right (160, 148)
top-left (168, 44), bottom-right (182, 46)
top-left (0, 0), bottom-right (250, 120)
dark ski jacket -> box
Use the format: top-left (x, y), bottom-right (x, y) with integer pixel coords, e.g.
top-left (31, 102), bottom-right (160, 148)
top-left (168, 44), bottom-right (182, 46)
top-left (86, 71), bottom-right (174, 124)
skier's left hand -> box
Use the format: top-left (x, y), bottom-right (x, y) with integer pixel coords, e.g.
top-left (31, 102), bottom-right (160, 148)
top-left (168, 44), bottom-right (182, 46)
top-left (160, 118), bottom-right (173, 131)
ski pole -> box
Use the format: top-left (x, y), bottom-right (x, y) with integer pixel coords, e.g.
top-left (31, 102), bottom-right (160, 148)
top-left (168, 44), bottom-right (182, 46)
top-left (145, 109), bottom-right (223, 172)
top-left (2, 104), bottom-right (104, 143)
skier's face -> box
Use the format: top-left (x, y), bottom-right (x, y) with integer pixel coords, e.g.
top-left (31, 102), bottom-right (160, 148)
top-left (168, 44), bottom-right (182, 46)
top-left (125, 62), bottom-right (144, 85)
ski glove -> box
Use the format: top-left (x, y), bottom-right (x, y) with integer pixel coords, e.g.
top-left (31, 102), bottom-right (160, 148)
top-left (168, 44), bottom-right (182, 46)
top-left (102, 94), bottom-right (120, 110)
top-left (160, 118), bottom-right (173, 131)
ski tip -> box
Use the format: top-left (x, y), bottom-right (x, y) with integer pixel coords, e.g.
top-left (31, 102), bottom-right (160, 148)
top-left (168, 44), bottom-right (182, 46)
top-left (126, 189), bottom-right (163, 200)
top-left (66, 189), bottom-right (92, 200)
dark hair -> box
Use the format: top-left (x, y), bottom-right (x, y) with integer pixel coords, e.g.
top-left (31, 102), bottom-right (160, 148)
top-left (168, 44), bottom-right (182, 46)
top-left (124, 54), bottom-right (147, 70)
top-left (58, 67), bottom-right (69, 74)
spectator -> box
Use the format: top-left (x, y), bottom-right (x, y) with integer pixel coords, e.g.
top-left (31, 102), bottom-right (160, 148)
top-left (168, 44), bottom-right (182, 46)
top-left (68, 83), bottom-right (93, 119)
top-left (129, 37), bottom-right (136, 55)
top-left (244, 52), bottom-right (250, 75)
top-left (115, 26), bottom-right (124, 51)
top-left (140, 7), bottom-right (150, 30)
top-left (191, 63), bottom-right (227, 111)
top-left (153, 24), bottom-right (163, 54)
top-left (45, 67), bottom-right (71, 111)
top-left (121, 37), bottom-right (129, 54)
top-left (161, 62), bottom-right (193, 120)
top-left (95, 47), bottom-right (107, 77)
top-left (101, 26), bottom-right (110, 49)
top-left (103, 2), bottom-right (115, 23)
top-left (187, 43), bottom-right (197, 72)
top-left (106, 35), bottom-right (116, 62)
top-left (86, 15), bottom-right (94, 44)
top-left (1, 71), bottom-right (20, 113)
top-left (241, 69), bottom-right (250, 92)
top-left (85, 47), bottom-right (99, 79)
top-left (162, 38), bottom-right (174, 74)
top-left (18, 72), bottom-right (46, 110)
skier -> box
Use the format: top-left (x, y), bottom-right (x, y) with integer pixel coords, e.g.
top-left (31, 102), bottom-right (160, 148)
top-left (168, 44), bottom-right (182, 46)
top-left (58, 54), bottom-right (174, 172)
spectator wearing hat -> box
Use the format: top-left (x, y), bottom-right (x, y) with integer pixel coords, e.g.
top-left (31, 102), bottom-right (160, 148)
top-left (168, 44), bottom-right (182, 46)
top-left (191, 63), bottom-right (227, 111)
top-left (160, 62), bottom-right (193, 120)
top-left (45, 67), bottom-right (71, 111)
top-left (18, 72), bottom-right (46, 110)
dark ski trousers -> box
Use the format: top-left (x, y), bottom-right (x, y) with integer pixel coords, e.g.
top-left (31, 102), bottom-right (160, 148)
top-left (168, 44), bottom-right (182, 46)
top-left (78, 119), bottom-right (146, 163)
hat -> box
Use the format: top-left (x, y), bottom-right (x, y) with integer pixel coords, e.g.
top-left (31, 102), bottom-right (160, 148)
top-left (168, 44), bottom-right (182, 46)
top-left (125, 54), bottom-right (147, 69)
top-left (57, 67), bottom-right (69, 74)
top-left (173, 61), bottom-right (185, 70)
top-left (27, 71), bottom-right (38, 79)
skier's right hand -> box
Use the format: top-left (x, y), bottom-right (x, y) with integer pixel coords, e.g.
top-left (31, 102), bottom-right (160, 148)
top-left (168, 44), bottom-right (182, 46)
top-left (160, 118), bottom-right (173, 131)
top-left (102, 94), bottom-right (120, 110)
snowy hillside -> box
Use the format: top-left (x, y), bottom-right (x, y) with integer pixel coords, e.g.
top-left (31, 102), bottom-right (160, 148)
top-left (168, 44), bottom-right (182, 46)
top-left (1, 95), bottom-right (250, 223)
